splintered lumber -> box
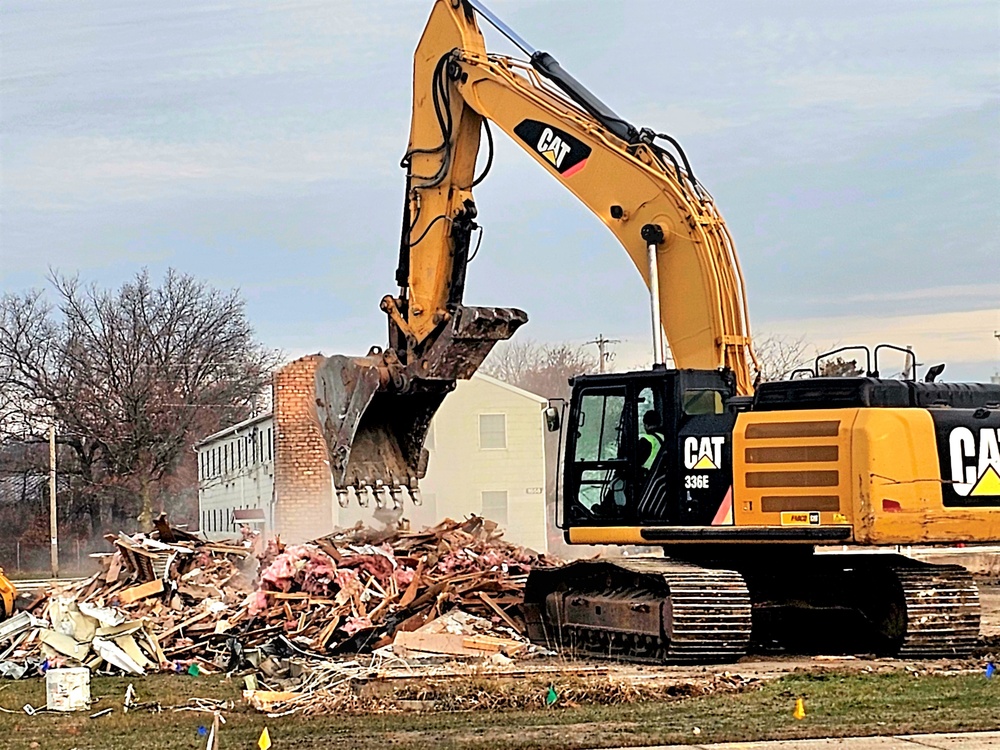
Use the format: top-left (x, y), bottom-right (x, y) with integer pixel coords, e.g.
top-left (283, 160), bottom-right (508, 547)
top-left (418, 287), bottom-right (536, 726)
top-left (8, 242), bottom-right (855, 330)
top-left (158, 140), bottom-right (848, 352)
top-left (118, 579), bottom-right (164, 604)
top-left (373, 665), bottom-right (610, 681)
top-left (105, 553), bottom-right (123, 583)
top-left (156, 609), bottom-right (214, 640)
top-left (478, 591), bottom-right (522, 634)
top-left (392, 631), bottom-right (526, 657)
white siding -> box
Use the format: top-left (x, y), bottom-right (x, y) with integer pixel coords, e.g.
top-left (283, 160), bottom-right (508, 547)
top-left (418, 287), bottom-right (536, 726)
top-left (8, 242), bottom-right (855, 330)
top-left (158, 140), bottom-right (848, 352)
top-left (337, 374), bottom-right (548, 551)
top-left (197, 415), bottom-right (275, 540)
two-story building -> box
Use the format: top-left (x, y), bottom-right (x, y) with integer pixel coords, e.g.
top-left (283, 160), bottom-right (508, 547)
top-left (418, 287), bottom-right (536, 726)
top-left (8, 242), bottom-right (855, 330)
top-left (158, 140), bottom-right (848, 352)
top-left (195, 358), bottom-right (549, 551)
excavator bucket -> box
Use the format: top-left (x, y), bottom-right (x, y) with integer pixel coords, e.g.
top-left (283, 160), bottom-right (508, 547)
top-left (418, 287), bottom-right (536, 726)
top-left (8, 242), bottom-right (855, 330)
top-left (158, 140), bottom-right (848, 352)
top-left (314, 304), bottom-right (527, 507)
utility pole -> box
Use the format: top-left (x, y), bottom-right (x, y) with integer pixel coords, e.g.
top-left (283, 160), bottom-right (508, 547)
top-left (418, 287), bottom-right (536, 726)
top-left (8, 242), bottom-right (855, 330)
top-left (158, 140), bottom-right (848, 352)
top-left (586, 334), bottom-right (620, 373)
top-left (49, 423), bottom-right (59, 578)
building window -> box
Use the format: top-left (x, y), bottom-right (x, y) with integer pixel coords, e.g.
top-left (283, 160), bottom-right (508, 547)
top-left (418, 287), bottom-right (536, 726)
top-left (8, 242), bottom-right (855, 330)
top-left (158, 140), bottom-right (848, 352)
top-left (479, 414), bottom-right (507, 450)
top-left (481, 490), bottom-right (508, 525)
top-left (267, 427), bottom-right (273, 461)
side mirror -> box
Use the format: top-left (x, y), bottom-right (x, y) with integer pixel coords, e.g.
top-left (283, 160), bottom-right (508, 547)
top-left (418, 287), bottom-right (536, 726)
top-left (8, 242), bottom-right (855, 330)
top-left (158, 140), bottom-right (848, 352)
top-left (544, 406), bottom-right (561, 432)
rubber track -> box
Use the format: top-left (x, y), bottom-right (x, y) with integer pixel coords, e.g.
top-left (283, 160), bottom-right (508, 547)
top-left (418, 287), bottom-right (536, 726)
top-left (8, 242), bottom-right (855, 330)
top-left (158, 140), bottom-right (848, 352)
top-left (893, 564), bottom-right (980, 658)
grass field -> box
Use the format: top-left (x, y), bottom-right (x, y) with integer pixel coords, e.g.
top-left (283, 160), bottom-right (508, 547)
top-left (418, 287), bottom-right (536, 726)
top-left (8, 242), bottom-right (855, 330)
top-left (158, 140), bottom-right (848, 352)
top-left (1, 670), bottom-right (998, 749)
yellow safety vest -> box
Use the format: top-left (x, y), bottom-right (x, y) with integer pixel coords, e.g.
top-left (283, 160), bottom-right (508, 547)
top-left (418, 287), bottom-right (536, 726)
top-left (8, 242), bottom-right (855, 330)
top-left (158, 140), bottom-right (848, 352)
top-left (640, 432), bottom-right (663, 470)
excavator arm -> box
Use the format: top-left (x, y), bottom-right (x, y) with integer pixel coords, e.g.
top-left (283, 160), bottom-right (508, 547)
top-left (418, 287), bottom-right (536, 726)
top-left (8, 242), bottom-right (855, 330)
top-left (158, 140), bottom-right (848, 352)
top-left (315, 0), bottom-right (757, 507)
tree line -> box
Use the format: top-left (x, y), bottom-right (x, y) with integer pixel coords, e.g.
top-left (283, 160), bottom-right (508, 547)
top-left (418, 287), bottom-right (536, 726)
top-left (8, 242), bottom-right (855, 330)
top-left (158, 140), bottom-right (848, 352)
top-left (0, 269), bottom-right (278, 548)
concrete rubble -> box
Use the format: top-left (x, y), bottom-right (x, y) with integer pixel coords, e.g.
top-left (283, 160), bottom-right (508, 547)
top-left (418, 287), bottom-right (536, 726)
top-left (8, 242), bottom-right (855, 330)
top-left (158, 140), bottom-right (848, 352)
top-left (0, 514), bottom-right (559, 686)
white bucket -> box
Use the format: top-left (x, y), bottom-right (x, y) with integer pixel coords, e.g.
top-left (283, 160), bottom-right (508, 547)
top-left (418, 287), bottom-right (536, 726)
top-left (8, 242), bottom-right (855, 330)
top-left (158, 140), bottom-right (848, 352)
top-left (45, 667), bottom-right (91, 711)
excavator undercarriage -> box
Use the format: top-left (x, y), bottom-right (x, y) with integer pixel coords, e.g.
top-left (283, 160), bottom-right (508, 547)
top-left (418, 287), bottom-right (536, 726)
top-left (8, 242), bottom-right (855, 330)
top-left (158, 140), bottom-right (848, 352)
top-left (524, 552), bottom-right (981, 663)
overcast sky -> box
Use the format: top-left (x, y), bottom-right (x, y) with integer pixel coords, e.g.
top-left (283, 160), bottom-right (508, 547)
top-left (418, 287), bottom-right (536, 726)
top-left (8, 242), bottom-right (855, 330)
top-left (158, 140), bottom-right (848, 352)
top-left (2, 0), bottom-right (998, 381)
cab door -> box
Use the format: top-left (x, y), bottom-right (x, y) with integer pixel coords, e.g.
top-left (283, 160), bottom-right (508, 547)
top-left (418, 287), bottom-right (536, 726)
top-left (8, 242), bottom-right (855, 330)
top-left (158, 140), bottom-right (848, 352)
top-left (633, 379), bottom-right (678, 525)
top-left (563, 386), bottom-right (635, 524)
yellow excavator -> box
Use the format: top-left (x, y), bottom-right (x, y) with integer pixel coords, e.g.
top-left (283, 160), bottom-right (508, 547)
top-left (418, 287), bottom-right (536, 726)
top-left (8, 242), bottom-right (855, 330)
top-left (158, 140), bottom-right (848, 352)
top-left (315, 0), bottom-right (1000, 661)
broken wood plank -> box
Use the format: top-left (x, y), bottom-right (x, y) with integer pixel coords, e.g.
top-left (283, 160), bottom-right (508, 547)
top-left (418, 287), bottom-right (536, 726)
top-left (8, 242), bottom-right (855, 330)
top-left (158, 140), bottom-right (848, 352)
top-left (478, 591), bottom-right (523, 634)
top-left (392, 631), bottom-right (526, 658)
top-left (105, 553), bottom-right (122, 584)
top-left (158, 609), bottom-right (213, 640)
top-left (398, 560), bottom-right (424, 609)
top-left (118, 579), bottom-right (164, 604)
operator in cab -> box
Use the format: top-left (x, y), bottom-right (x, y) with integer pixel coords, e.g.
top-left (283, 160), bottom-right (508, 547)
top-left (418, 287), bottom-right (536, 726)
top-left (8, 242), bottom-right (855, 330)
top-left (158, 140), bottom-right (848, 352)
top-left (638, 409), bottom-right (664, 473)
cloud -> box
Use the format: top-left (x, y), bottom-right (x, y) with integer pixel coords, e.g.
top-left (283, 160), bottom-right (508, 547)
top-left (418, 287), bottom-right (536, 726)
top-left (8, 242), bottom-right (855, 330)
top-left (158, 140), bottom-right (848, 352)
top-left (838, 284), bottom-right (1000, 308)
top-left (773, 73), bottom-right (992, 115)
top-left (3, 129), bottom-right (401, 211)
top-left (759, 307), bottom-right (1000, 368)
top-left (628, 104), bottom-right (736, 137)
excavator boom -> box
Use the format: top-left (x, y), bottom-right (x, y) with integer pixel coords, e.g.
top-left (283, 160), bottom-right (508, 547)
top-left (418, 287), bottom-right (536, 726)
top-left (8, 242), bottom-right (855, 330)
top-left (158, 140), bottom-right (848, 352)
top-left (315, 0), bottom-right (757, 505)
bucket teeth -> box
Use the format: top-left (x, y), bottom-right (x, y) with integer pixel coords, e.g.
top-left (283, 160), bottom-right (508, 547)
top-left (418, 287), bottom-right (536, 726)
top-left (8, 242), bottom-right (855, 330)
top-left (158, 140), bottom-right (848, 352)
top-left (314, 304), bottom-right (526, 505)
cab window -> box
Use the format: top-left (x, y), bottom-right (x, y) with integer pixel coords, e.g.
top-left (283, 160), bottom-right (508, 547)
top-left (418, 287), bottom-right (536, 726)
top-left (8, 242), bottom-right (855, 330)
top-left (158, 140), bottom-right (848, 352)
top-left (682, 389), bottom-right (723, 415)
top-left (574, 392), bottom-right (625, 462)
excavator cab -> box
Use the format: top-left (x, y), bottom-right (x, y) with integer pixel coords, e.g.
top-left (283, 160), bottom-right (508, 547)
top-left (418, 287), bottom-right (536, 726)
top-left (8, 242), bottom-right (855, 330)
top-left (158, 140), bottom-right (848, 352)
top-left (562, 368), bottom-right (740, 533)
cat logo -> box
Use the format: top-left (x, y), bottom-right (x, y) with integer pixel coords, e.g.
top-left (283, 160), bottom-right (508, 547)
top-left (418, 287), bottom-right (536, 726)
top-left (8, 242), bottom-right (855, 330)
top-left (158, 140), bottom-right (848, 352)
top-left (537, 128), bottom-right (571, 168)
top-left (684, 436), bottom-right (725, 471)
top-left (513, 119), bottom-right (591, 176)
top-left (781, 511), bottom-right (821, 526)
top-left (950, 427), bottom-right (1000, 497)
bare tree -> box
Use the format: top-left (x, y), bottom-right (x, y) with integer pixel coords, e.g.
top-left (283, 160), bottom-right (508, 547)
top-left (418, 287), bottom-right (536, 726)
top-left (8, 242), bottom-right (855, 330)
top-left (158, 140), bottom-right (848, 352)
top-left (481, 339), bottom-right (598, 400)
top-left (0, 269), bottom-right (279, 533)
top-left (753, 333), bottom-right (816, 382)
top-left (818, 357), bottom-right (864, 377)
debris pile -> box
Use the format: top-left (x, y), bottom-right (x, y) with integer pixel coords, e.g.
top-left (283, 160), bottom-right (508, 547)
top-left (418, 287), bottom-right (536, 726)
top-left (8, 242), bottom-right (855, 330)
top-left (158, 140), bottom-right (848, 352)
top-left (248, 516), bottom-right (551, 658)
top-left (0, 515), bottom-right (556, 678)
top-left (1, 515), bottom-right (256, 677)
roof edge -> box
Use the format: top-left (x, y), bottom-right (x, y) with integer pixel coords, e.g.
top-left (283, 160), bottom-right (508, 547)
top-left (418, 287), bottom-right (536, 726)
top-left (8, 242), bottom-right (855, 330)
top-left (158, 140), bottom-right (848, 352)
top-left (471, 373), bottom-right (548, 405)
top-left (195, 412), bottom-right (274, 448)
